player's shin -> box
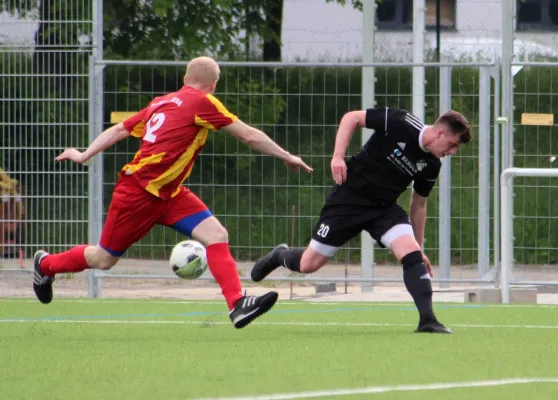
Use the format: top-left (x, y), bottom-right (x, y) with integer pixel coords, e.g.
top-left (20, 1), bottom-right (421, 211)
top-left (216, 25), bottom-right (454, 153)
top-left (206, 242), bottom-right (243, 310)
top-left (277, 248), bottom-right (304, 272)
top-left (401, 250), bottom-right (436, 322)
top-left (40, 245), bottom-right (90, 277)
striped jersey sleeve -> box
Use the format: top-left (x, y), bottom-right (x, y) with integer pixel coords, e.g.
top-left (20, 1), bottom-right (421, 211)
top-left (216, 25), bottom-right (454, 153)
top-left (194, 94), bottom-right (238, 131)
top-left (365, 107), bottom-right (389, 134)
top-left (123, 108), bottom-right (148, 138)
top-left (403, 112), bottom-right (425, 132)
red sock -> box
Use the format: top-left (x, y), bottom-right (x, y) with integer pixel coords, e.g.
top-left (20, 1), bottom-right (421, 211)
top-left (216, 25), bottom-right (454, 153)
top-left (206, 243), bottom-right (243, 310)
top-left (41, 245), bottom-right (90, 277)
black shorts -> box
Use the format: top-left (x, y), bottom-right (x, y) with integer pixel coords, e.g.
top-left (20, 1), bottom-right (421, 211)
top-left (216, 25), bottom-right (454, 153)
top-left (310, 185), bottom-right (413, 256)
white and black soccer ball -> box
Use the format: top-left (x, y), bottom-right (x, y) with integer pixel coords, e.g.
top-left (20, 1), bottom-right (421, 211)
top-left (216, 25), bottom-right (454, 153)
top-left (170, 240), bottom-right (208, 280)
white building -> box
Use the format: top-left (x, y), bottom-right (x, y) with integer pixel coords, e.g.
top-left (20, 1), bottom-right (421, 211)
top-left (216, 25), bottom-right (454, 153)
top-left (281, 0), bottom-right (558, 62)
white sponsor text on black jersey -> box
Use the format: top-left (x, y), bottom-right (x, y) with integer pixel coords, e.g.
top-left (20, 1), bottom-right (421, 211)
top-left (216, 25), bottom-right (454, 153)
top-left (344, 107), bottom-right (441, 204)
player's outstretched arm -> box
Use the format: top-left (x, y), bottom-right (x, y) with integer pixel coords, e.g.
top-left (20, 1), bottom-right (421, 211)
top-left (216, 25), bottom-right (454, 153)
top-left (55, 123), bottom-right (131, 164)
top-left (223, 119), bottom-right (312, 173)
top-left (409, 189), bottom-right (433, 275)
top-left (409, 189), bottom-right (428, 248)
top-left (331, 110), bottom-right (366, 184)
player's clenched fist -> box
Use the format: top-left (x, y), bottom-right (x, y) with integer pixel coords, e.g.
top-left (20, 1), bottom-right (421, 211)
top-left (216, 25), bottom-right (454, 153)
top-left (330, 156), bottom-right (347, 184)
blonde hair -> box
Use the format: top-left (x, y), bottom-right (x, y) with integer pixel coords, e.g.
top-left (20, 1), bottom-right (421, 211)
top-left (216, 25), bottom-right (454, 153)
top-left (185, 56), bottom-right (220, 86)
top-left (0, 168), bottom-right (24, 219)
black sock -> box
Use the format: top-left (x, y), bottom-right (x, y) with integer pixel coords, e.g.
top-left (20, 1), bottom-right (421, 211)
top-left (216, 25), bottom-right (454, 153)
top-left (401, 251), bottom-right (435, 323)
top-left (275, 248), bottom-right (304, 272)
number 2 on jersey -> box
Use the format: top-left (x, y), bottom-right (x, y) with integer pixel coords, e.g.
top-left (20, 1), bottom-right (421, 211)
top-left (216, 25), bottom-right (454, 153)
top-left (144, 112), bottom-right (165, 143)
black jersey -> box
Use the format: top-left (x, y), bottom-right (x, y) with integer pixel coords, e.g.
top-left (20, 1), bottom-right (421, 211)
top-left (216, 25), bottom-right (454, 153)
top-left (344, 107), bottom-right (441, 204)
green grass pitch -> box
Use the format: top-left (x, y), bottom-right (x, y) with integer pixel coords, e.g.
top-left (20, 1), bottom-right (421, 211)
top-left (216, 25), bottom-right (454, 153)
top-left (1, 299), bottom-right (557, 400)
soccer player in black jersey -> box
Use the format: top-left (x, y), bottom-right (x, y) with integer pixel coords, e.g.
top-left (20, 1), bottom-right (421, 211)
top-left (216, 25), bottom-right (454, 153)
top-left (251, 107), bottom-right (471, 334)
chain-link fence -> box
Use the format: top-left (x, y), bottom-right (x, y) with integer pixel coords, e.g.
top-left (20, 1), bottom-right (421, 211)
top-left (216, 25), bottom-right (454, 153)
top-left (2, 0), bottom-right (558, 300)
top-left (510, 63), bottom-right (558, 273)
top-left (1, 1), bottom-right (93, 257)
top-left (1, 0), bottom-right (94, 296)
top-left (93, 61), bottom-right (491, 266)
top-left (78, 60), bottom-right (499, 299)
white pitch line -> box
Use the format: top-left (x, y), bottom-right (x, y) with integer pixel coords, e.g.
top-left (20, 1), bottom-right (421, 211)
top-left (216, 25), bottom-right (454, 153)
top-left (194, 378), bottom-right (558, 400)
top-left (0, 299), bottom-right (412, 306)
top-left (0, 299), bottom-right (228, 305)
top-left (0, 319), bottom-right (231, 325)
top-left (2, 298), bottom-right (558, 308)
top-left (0, 299), bottom-right (446, 307)
top-left (1, 319), bottom-right (558, 330)
top-left (0, 320), bottom-right (411, 327)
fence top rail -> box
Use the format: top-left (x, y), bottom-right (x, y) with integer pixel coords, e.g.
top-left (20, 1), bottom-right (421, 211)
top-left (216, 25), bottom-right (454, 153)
top-left (96, 59), bottom-right (497, 68)
top-left (501, 167), bottom-right (558, 185)
top-left (512, 62), bottom-right (558, 67)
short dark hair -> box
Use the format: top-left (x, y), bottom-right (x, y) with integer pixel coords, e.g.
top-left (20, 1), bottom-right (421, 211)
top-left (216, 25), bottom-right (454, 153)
top-left (435, 110), bottom-right (471, 144)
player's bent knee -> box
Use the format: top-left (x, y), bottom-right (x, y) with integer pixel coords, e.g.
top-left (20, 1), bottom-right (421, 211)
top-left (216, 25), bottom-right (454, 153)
top-left (389, 235), bottom-right (422, 261)
top-left (299, 248), bottom-right (328, 274)
top-left (86, 245), bottom-right (120, 270)
top-left (191, 217), bottom-right (229, 246)
top-left (97, 261), bottom-right (117, 270)
top-left (210, 226), bottom-right (229, 244)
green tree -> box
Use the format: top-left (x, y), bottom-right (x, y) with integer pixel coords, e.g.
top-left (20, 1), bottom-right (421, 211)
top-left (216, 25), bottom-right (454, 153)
top-left (103, 0), bottom-right (244, 60)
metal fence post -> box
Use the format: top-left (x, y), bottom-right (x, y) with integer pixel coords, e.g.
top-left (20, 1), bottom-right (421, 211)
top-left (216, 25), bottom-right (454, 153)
top-left (492, 65), bottom-right (501, 287)
top-left (478, 67), bottom-right (491, 276)
top-left (87, 56), bottom-right (97, 298)
top-left (438, 65), bottom-right (452, 288)
top-left (360, 0), bottom-right (376, 292)
top-left (88, 0), bottom-right (104, 298)
top-left (412, 0), bottom-right (425, 122)
top-left (500, 0), bottom-right (515, 286)
top-left (501, 171), bottom-right (512, 304)
top-left (87, 57), bottom-right (104, 298)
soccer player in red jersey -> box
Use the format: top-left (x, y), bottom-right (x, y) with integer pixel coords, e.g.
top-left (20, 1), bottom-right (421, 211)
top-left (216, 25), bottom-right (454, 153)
top-left (33, 56), bottom-right (312, 329)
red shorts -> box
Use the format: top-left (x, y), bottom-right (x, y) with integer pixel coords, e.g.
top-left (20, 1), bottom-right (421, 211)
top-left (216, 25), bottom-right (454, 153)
top-left (99, 176), bottom-right (210, 256)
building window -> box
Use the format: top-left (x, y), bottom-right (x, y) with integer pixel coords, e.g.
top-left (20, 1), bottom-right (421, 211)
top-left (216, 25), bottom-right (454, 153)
top-left (517, 0), bottom-right (558, 31)
top-left (376, 0), bottom-right (456, 31)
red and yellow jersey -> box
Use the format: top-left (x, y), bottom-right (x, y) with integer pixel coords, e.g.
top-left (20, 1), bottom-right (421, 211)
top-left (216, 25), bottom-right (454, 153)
top-left (121, 86), bottom-right (237, 199)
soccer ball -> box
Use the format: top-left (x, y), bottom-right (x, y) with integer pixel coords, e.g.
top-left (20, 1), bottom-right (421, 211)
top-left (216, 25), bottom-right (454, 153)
top-left (170, 240), bottom-right (208, 280)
